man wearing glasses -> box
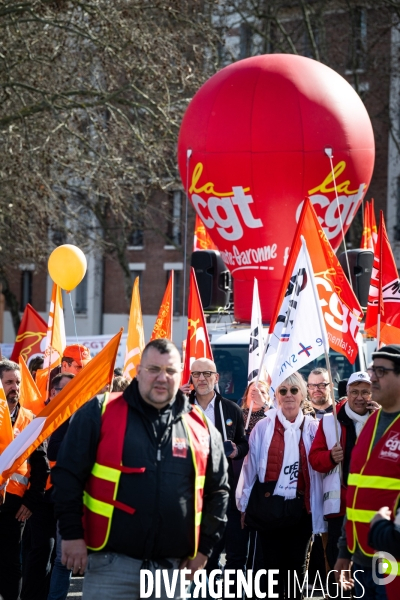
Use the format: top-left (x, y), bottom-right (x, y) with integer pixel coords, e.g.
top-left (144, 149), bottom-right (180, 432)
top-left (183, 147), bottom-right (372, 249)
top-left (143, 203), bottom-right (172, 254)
top-left (188, 358), bottom-right (248, 588)
top-left (52, 339), bottom-right (229, 600)
top-left (309, 371), bottom-right (377, 583)
top-left (307, 367), bottom-right (334, 419)
top-left (335, 345), bottom-right (400, 600)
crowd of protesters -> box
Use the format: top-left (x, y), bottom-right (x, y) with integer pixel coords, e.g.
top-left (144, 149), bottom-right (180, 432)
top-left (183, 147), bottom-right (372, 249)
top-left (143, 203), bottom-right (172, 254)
top-left (1, 341), bottom-right (400, 600)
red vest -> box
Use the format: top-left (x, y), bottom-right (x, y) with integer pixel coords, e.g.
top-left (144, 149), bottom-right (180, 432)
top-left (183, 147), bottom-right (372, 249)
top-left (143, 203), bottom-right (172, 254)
top-left (83, 394), bottom-right (210, 558)
top-left (346, 410), bottom-right (400, 599)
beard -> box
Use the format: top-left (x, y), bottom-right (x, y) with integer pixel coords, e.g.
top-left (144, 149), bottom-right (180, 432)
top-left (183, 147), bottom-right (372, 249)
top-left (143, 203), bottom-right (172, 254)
top-left (6, 391), bottom-right (18, 405)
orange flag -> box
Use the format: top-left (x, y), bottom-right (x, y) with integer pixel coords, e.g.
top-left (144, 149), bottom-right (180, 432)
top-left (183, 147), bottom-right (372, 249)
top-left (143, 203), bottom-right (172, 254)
top-left (270, 198), bottom-right (363, 364)
top-left (19, 357), bottom-right (44, 416)
top-left (182, 268), bottom-right (213, 383)
top-left (361, 201), bottom-right (373, 250)
top-left (0, 380), bottom-right (13, 454)
top-left (35, 284), bottom-right (66, 400)
top-left (0, 330), bottom-right (122, 484)
top-left (150, 272), bottom-right (174, 341)
top-left (10, 304), bottom-right (47, 363)
top-left (123, 278), bottom-right (145, 380)
top-left (193, 214), bottom-right (217, 252)
top-left (370, 198), bottom-right (378, 248)
top-left (365, 212), bottom-right (400, 344)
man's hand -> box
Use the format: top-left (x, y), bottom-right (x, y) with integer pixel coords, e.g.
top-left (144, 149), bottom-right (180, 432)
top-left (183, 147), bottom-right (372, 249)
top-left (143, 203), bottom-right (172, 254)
top-left (15, 504), bottom-right (32, 521)
top-left (330, 443), bottom-right (344, 464)
top-left (61, 539), bottom-right (88, 574)
top-left (370, 506), bottom-right (391, 528)
top-left (180, 383), bottom-right (192, 395)
top-left (240, 512), bottom-right (247, 530)
top-left (179, 552), bottom-right (208, 580)
top-left (334, 558), bottom-right (354, 590)
top-left (367, 400), bottom-right (380, 412)
top-left (228, 442), bottom-right (238, 459)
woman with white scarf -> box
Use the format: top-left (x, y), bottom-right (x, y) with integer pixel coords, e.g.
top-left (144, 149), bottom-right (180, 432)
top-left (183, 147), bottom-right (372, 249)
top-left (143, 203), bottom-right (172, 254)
top-left (236, 372), bottom-right (326, 599)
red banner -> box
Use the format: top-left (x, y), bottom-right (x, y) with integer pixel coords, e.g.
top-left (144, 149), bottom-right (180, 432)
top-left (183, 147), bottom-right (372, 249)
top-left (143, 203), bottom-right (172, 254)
top-left (10, 304), bottom-right (47, 364)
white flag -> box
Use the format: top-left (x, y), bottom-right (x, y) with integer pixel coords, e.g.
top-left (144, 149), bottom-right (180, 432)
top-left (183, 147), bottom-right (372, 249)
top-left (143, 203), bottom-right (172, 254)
top-left (248, 279), bottom-right (265, 383)
top-left (265, 240), bottom-right (327, 393)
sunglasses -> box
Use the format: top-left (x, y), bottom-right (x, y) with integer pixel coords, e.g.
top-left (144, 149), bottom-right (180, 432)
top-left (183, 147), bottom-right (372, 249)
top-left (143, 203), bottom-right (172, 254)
top-left (278, 387), bottom-right (300, 396)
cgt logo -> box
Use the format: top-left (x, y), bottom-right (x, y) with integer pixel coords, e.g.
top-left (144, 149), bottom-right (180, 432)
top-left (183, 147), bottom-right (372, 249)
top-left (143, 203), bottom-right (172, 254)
top-left (379, 432), bottom-right (400, 462)
top-left (372, 551), bottom-right (399, 586)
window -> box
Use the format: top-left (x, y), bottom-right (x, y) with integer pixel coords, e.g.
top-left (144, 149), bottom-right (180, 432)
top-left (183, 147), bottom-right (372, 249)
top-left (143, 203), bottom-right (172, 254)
top-left (129, 263), bottom-right (145, 295)
top-left (239, 22), bottom-right (253, 59)
top-left (128, 194), bottom-right (145, 248)
top-left (166, 191), bottom-right (182, 246)
top-left (347, 7), bottom-right (367, 72)
top-left (75, 273), bottom-right (88, 314)
top-left (396, 177), bottom-right (400, 242)
top-left (165, 270), bottom-right (181, 316)
top-left (20, 271), bottom-right (32, 310)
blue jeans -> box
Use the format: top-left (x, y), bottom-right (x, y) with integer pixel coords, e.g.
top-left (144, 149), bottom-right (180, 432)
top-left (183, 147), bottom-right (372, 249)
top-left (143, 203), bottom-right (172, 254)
top-left (47, 525), bottom-right (71, 600)
top-left (353, 564), bottom-right (388, 600)
top-left (82, 553), bottom-right (185, 600)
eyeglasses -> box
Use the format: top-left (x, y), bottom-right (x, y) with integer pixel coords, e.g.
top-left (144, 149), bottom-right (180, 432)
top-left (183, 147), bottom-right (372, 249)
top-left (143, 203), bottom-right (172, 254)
top-left (53, 387), bottom-right (63, 392)
top-left (307, 383), bottom-right (329, 390)
top-left (348, 389), bottom-right (372, 398)
top-left (368, 366), bottom-right (396, 379)
top-left (142, 365), bottom-right (181, 377)
top-left (278, 387), bottom-right (300, 396)
top-left (191, 371), bottom-right (216, 379)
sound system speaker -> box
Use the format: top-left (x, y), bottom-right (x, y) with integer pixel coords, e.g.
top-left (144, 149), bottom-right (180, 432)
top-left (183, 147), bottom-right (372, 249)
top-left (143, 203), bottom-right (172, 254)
top-left (190, 251), bottom-right (232, 311)
top-left (338, 249), bottom-right (374, 309)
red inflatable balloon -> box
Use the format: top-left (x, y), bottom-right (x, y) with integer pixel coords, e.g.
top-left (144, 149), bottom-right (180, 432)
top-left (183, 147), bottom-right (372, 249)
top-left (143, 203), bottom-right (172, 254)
top-left (178, 54), bottom-right (375, 323)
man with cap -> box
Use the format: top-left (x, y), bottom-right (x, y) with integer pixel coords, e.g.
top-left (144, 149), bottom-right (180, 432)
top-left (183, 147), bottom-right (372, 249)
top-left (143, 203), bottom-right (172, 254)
top-left (309, 371), bottom-right (378, 578)
top-left (49, 344), bottom-right (91, 389)
top-left (335, 345), bottom-right (400, 600)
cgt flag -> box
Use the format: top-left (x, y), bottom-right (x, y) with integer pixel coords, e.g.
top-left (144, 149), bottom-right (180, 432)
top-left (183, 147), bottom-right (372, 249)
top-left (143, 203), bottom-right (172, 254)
top-left (193, 214), bottom-right (217, 252)
top-left (123, 277), bottom-right (145, 380)
top-left (265, 239), bottom-right (326, 393)
top-left (0, 330), bottom-right (122, 485)
top-left (365, 212), bottom-right (400, 344)
top-left (0, 379), bottom-right (13, 455)
top-left (19, 357), bottom-right (44, 416)
top-left (150, 272), bottom-right (174, 341)
top-left (10, 304), bottom-right (47, 364)
top-left (270, 198), bottom-right (362, 364)
top-left (182, 268), bottom-right (213, 384)
top-left (248, 279), bottom-right (265, 383)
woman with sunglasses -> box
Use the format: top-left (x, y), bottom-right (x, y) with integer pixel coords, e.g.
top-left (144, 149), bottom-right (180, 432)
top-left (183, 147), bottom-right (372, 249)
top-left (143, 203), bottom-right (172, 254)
top-left (236, 372), bottom-right (326, 599)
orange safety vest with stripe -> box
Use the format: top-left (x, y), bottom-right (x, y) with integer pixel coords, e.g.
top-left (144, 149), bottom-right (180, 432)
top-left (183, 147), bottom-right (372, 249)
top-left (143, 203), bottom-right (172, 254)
top-left (7, 406), bottom-right (34, 497)
top-left (346, 410), bottom-right (400, 596)
top-left (82, 393), bottom-right (210, 558)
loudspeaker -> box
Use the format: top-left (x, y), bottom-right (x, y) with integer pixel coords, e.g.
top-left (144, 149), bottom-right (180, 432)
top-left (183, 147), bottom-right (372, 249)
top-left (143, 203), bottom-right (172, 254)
top-left (338, 249), bottom-right (374, 309)
top-left (190, 251), bottom-right (232, 311)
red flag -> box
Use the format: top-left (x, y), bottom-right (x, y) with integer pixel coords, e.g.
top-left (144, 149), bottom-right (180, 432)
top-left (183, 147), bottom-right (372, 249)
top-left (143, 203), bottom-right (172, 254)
top-left (10, 304), bottom-right (47, 363)
top-left (150, 272), bottom-right (174, 341)
top-left (182, 269), bottom-right (213, 383)
top-left (365, 212), bottom-right (400, 343)
top-left (270, 198), bottom-right (363, 364)
top-left (193, 214), bottom-right (217, 252)
top-left (361, 201), bottom-right (373, 250)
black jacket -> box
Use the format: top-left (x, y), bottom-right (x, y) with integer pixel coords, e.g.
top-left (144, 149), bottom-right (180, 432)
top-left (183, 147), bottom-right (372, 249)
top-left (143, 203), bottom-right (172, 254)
top-left (189, 390), bottom-right (248, 493)
top-left (52, 380), bottom-right (229, 560)
top-left (369, 516), bottom-right (400, 558)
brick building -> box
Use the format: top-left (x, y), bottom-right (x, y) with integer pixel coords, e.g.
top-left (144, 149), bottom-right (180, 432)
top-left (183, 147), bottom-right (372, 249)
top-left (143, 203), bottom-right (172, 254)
top-left (1, 2), bottom-right (399, 349)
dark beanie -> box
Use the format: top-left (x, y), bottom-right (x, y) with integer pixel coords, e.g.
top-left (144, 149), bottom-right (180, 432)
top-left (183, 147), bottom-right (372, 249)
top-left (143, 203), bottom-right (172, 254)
top-left (372, 345), bottom-right (400, 366)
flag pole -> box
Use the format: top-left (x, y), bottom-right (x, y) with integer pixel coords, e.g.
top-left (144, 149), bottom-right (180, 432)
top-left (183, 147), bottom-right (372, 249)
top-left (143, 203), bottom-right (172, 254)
top-left (301, 236), bottom-right (341, 449)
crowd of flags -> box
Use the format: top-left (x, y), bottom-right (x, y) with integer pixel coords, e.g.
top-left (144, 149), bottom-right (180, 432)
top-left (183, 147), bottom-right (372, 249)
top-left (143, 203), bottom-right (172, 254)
top-left (0, 196), bottom-right (399, 486)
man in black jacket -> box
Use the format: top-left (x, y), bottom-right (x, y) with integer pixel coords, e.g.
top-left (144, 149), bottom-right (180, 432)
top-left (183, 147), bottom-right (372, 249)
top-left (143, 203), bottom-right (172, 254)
top-left (189, 358), bottom-right (249, 585)
top-left (52, 339), bottom-right (229, 600)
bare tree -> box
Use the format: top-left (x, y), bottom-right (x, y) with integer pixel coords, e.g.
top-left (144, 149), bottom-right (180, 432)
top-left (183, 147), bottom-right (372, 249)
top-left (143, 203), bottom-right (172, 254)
top-left (0, 0), bottom-right (221, 328)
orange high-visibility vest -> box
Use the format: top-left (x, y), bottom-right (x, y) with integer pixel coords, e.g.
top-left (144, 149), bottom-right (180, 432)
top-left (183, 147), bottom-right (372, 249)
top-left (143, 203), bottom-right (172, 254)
top-left (346, 409), bottom-right (400, 599)
top-left (82, 393), bottom-right (210, 557)
top-left (7, 406), bottom-right (34, 497)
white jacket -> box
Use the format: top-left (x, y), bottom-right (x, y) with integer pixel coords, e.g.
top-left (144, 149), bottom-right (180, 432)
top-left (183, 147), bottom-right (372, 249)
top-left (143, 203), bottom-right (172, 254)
top-left (236, 408), bottom-right (327, 534)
